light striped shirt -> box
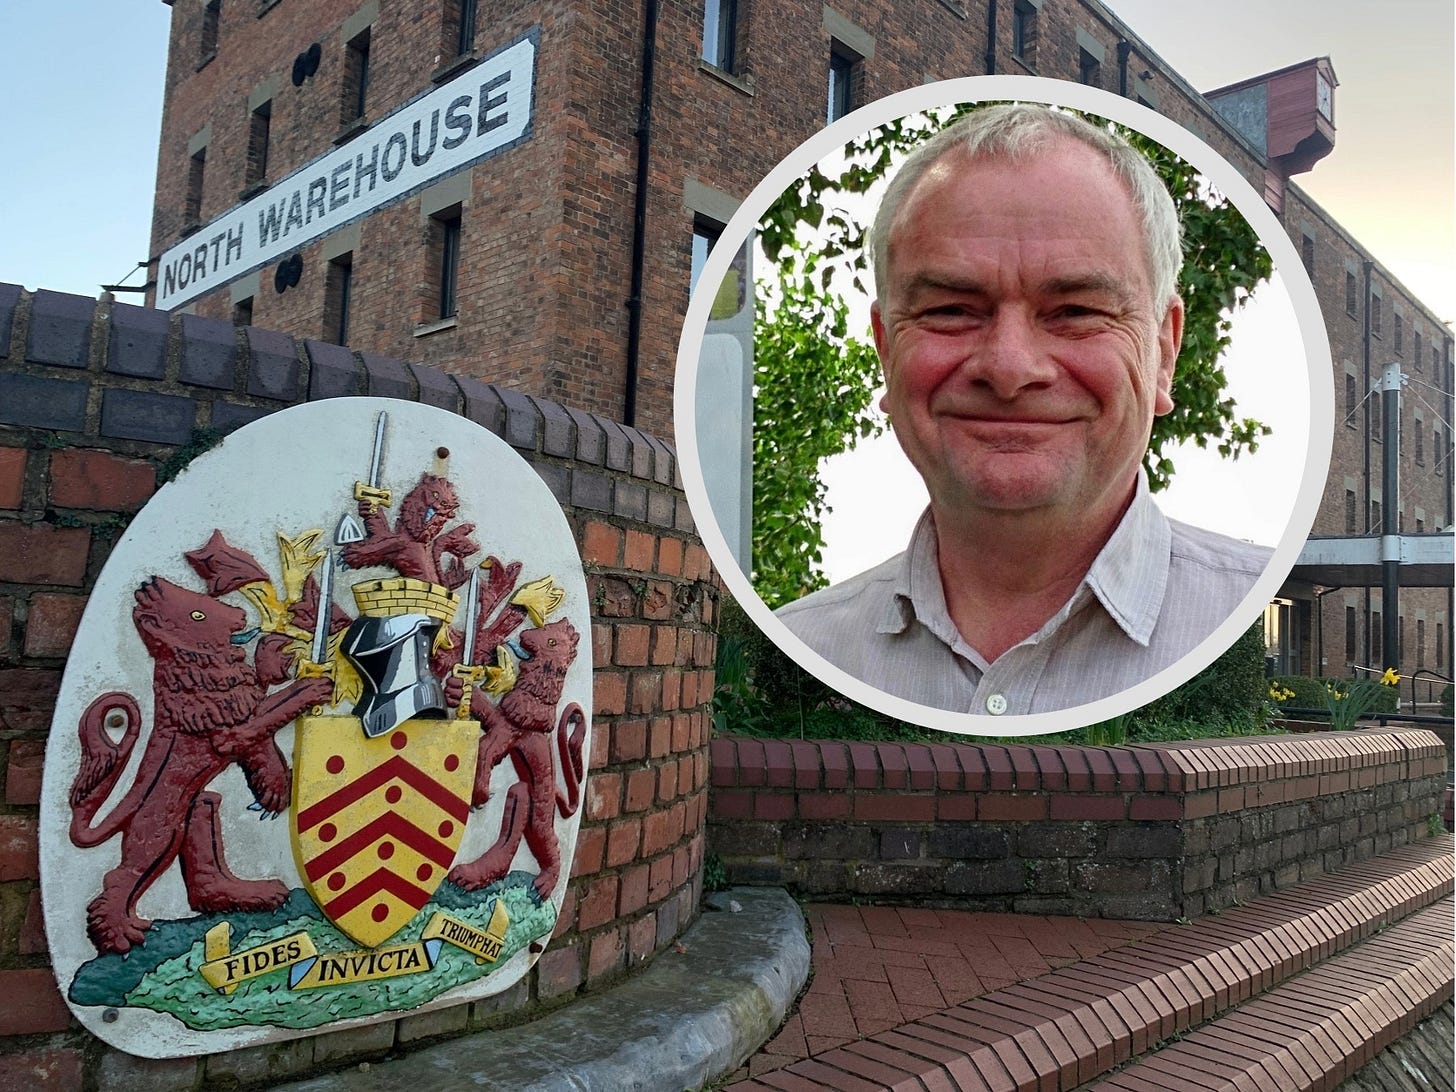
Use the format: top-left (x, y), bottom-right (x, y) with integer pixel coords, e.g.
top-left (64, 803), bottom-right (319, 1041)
top-left (776, 475), bottom-right (1273, 715)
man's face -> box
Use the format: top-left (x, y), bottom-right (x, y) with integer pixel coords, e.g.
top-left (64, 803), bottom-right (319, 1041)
top-left (872, 139), bottom-right (1183, 527)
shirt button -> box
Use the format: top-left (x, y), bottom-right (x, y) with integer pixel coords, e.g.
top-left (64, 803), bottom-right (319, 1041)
top-left (985, 693), bottom-right (1008, 715)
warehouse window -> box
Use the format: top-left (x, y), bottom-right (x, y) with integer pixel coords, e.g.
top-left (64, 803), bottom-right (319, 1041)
top-left (246, 100), bottom-right (272, 190)
top-left (1371, 610), bottom-right (1382, 663)
top-left (1344, 489), bottom-right (1356, 533)
top-left (432, 210), bottom-right (462, 320)
top-left (827, 46), bottom-right (860, 122)
top-left (1079, 48), bottom-right (1100, 86)
top-left (1371, 293), bottom-right (1382, 337)
top-left (185, 147), bottom-right (207, 230)
top-left (702, 0), bottom-right (739, 72)
top-left (690, 217), bottom-right (723, 294)
top-left (232, 296), bottom-right (253, 327)
top-left (1393, 313), bottom-right (1403, 355)
top-left (325, 253), bottom-right (354, 344)
top-left (1415, 415), bottom-right (1424, 465)
top-left (1344, 607), bottom-right (1356, 664)
top-left (451, 0), bottom-right (477, 57)
top-left (200, 0), bottom-right (220, 65)
top-left (1344, 373), bottom-right (1357, 427)
top-left (1438, 623), bottom-right (1446, 670)
top-left (342, 28), bottom-right (371, 126)
top-left (1012, 1), bottom-right (1038, 63)
top-left (1413, 331), bottom-right (1423, 372)
top-left (1345, 271), bottom-right (1357, 317)
top-left (1300, 233), bottom-right (1314, 277)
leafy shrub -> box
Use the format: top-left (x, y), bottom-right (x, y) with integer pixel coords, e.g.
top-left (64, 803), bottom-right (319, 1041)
top-left (1269, 672), bottom-right (1399, 718)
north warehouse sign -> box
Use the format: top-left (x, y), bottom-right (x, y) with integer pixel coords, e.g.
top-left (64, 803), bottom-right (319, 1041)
top-left (156, 30), bottom-right (537, 310)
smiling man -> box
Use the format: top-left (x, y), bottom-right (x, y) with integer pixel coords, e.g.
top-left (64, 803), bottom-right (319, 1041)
top-left (776, 104), bottom-right (1273, 717)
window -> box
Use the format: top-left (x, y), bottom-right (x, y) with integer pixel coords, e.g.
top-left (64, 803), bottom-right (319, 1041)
top-left (1370, 499), bottom-right (1381, 531)
top-left (1300, 233), bottom-right (1314, 277)
top-left (1413, 331), bottom-right (1423, 371)
top-left (1344, 489), bottom-right (1356, 533)
top-left (246, 100), bottom-right (272, 190)
top-left (451, 0), bottom-right (477, 57)
top-left (1345, 607), bottom-right (1356, 663)
top-left (1371, 293), bottom-right (1382, 337)
top-left (342, 28), bottom-right (371, 126)
top-left (185, 147), bottom-right (207, 229)
top-left (325, 253), bottom-right (354, 344)
top-left (200, 0), bottom-right (220, 64)
top-left (1012, 1), bottom-right (1038, 61)
top-left (1078, 48), bottom-right (1100, 86)
top-left (702, 0), bottom-right (739, 71)
top-left (1438, 623), bottom-right (1445, 669)
top-left (690, 217), bottom-right (723, 294)
top-left (1372, 401), bottom-right (1382, 442)
top-left (1344, 373), bottom-right (1357, 426)
top-left (1435, 425), bottom-right (1443, 476)
top-left (1345, 271), bottom-right (1357, 316)
top-left (1394, 313), bottom-right (1403, 354)
top-left (232, 296), bottom-right (253, 327)
top-left (827, 47), bottom-right (859, 122)
top-left (1415, 419), bottom-right (1424, 465)
top-left (1371, 610), bottom-right (1382, 663)
top-left (433, 210), bottom-right (462, 320)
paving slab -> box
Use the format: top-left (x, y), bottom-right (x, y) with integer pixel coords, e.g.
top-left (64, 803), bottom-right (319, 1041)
top-left (275, 888), bottom-right (809, 1092)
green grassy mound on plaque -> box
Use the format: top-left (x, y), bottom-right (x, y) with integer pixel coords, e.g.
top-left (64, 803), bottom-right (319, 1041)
top-left (68, 873), bottom-right (555, 1030)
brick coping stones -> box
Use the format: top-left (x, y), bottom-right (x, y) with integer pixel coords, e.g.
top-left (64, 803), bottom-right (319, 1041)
top-left (708, 729), bottom-right (1449, 921)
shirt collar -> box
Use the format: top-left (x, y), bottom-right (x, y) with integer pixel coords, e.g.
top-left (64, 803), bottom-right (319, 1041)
top-left (886, 470), bottom-right (1172, 647)
top-left (1081, 470), bottom-right (1171, 645)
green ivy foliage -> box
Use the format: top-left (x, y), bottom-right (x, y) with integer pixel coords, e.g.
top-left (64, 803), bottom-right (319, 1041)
top-left (752, 105), bottom-right (1272, 608)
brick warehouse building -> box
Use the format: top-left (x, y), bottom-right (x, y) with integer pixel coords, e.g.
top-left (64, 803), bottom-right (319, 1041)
top-left (147, 0), bottom-right (1452, 694)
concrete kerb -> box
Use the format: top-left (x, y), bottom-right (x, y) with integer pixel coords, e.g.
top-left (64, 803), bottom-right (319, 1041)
top-left (275, 887), bottom-right (810, 1092)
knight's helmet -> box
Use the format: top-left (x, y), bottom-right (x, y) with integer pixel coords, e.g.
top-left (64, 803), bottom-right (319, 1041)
top-left (342, 577), bottom-right (460, 737)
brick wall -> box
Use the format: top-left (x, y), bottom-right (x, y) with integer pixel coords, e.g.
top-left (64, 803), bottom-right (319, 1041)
top-left (708, 729), bottom-right (1449, 921)
top-left (0, 283), bottom-right (715, 1085)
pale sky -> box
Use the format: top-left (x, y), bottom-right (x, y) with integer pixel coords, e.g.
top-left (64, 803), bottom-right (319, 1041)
top-left (1106, 0), bottom-right (1454, 313)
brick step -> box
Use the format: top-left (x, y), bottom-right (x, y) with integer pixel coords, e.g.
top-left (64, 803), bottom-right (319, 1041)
top-left (1084, 898), bottom-right (1453, 1092)
top-left (730, 835), bottom-right (1453, 1091)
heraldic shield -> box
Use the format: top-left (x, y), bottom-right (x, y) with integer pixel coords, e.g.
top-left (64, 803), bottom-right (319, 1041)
top-left (291, 714), bottom-right (478, 948)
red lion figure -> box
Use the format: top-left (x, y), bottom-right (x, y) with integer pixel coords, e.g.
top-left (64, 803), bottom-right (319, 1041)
top-left (69, 577), bottom-right (332, 954)
top-left (341, 473), bottom-right (479, 589)
top-left (447, 618), bottom-right (587, 898)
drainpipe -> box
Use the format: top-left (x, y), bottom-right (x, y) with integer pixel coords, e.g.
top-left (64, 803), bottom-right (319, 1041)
top-left (1117, 39), bottom-right (1131, 97)
top-left (1380, 361), bottom-right (1401, 675)
top-left (1362, 260), bottom-right (1373, 667)
top-left (623, 0), bottom-right (658, 428)
top-left (983, 0), bottom-right (997, 74)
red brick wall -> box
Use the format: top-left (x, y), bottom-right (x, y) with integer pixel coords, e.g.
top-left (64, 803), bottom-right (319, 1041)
top-left (708, 730), bottom-right (1449, 921)
top-left (0, 283), bottom-right (714, 1084)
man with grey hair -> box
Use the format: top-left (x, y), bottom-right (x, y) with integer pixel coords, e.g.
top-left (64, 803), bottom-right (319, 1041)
top-left (776, 104), bottom-right (1272, 717)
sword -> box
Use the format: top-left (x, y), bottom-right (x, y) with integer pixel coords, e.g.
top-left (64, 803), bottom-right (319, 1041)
top-left (348, 411), bottom-right (393, 529)
top-left (450, 567), bottom-right (485, 719)
top-left (296, 543), bottom-right (335, 711)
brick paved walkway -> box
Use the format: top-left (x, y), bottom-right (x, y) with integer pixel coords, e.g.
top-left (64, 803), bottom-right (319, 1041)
top-left (734, 905), bottom-right (1167, 1081)
top-left (723, 839), bottom-right (1453, 1091)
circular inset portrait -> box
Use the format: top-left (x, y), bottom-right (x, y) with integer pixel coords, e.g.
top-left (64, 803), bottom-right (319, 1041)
top-left (675, 76), bottom-right (1334, 735)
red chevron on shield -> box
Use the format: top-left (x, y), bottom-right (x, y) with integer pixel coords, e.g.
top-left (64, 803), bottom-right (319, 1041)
top-left (291, 715), bottom-right (478, 948)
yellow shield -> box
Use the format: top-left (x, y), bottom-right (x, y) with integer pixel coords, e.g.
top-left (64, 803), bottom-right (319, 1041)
top-left (291, 715), bottom-right (477, 948)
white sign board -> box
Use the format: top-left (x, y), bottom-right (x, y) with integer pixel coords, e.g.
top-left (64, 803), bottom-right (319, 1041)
top-left (157, 31), bottom-right (537, 310)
